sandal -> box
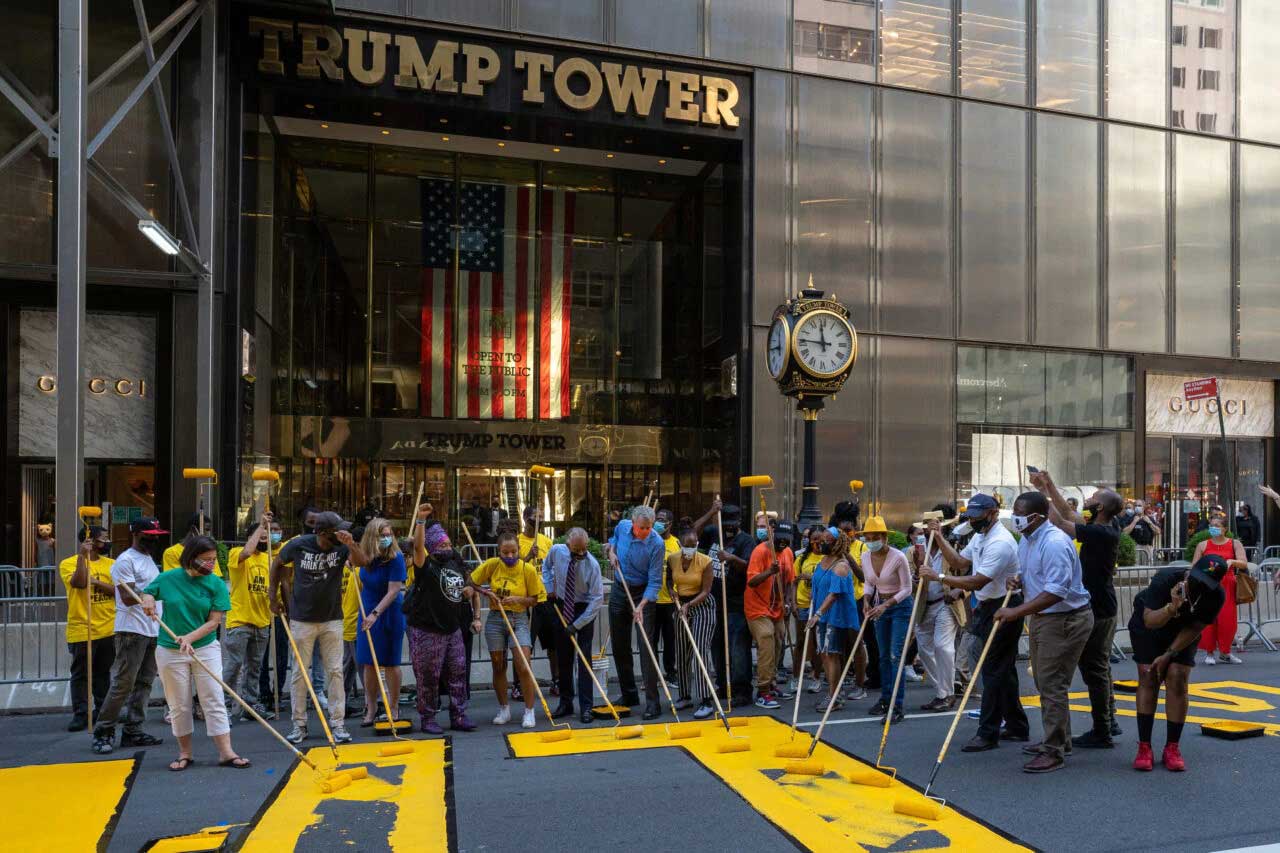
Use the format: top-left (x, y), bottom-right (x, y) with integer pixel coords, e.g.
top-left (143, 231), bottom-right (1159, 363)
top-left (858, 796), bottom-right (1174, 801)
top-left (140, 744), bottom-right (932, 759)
top-left (219, 756), bottom-right (252, 769)
top-left (359, 718), bottom-right (376, 728)
top-left (168, 756), bottom-right (195, 772)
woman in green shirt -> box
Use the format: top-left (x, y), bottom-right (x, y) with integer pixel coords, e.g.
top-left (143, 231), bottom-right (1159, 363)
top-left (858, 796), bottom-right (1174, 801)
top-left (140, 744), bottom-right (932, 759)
top-left (141, 536), bottom-right (250, 771)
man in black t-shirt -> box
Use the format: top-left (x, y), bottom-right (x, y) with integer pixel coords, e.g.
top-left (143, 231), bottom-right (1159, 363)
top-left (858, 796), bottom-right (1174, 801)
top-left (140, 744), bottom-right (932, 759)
top-left (271, 511), bottom-right (366, 745)
top-left (695, 499), bottom-right (755, 707)
top-left (1031, 471), bottom-right (1123, 748)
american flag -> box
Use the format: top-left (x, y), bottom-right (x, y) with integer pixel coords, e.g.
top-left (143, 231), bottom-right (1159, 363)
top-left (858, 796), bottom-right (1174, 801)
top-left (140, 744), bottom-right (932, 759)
top-left (419, 179), bottom-right (575, 419)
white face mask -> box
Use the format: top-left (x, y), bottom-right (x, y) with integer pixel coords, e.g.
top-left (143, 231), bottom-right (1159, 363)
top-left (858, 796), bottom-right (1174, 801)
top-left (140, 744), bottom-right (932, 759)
top-left (680, 546), bottom-right (696, 559)
top-left (1012, 514), bottom-right (1036, 533)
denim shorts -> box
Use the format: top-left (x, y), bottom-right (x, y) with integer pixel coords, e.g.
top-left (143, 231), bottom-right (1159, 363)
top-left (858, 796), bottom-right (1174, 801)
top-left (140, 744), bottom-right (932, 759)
top-left (815, 623), bottom-right (844, 655)
top-left (485, 610), bottom-right (531, 652)
top-left (795, 608), bottom-right (810, 622)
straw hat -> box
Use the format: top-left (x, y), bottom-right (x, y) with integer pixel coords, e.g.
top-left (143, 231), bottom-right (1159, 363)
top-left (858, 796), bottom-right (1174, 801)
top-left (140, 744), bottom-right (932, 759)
top-left (859, 516), bottom-right (890, 535)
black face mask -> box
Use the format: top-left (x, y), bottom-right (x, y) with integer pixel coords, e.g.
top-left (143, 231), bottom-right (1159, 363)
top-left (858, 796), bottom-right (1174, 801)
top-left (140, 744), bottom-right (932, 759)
top-left (811, 541), bottom-right (828, 555)
top-left (970, 516), bottom-right (991, 534)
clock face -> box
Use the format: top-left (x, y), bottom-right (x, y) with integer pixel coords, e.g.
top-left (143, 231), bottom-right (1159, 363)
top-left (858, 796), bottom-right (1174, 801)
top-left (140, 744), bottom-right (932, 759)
top-left (792, 310), bottom-right (856, 378)
top-left (767, 317), bottom-right (789, 379)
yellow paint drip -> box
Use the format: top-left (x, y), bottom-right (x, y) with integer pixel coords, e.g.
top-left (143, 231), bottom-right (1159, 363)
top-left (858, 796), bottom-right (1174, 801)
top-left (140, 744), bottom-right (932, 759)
top-left (1, 758), bottom-right (135, 852)
top-left (508, 717), bottom-right (1029, 852)
top-left (146, 825), bottom-right (239, 852)
top-left (240, 741), bottom-right (448, 853)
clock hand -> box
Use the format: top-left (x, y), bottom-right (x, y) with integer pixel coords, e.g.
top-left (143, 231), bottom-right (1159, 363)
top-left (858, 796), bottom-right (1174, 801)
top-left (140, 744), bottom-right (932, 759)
top-left (798, 337), bottom-right (829, 349)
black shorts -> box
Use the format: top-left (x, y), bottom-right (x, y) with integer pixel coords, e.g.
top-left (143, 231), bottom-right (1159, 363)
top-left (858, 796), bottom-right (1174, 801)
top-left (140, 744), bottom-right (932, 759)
top-left (1128, 608), bottom-right (1198, 667)
top-left (530, 601), bottom-right (559, 654)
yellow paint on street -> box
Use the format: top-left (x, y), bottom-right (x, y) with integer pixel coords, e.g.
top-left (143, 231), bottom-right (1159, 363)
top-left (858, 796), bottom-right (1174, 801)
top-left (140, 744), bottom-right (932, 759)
top-left (1021, 679), bottom-right (1280, 735)
top-left (508, 716), bottom-right (1029, 853)
top-left (145, 824), bottom-right (241, 852)
top-left (1, 757), bottom-right (136, 851)
top-left (239, 740), bottom-right (450, 852)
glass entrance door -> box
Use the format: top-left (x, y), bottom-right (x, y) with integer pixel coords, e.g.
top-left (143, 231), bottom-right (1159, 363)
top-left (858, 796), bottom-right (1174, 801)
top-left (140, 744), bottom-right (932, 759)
top-left (1150, 436), bottom-right (1264, 550)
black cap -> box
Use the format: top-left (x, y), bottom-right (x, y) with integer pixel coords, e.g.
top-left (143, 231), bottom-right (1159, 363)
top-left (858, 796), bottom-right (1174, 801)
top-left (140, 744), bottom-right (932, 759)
top-left (313, 511), bottom-right (352, 532)
top-left (963, 494), bottom-right (999, 519)
top-left (1189, 553), bottom-right (1229, 592)
top-left (130, 517), bottom-right (168, 536)
top-left (1187, 554), bottom-right (1229, 625)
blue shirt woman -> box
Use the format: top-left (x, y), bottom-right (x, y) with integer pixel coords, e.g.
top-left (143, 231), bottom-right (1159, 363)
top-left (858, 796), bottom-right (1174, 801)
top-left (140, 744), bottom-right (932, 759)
top-left (355, 551), bottom-right (407, 667)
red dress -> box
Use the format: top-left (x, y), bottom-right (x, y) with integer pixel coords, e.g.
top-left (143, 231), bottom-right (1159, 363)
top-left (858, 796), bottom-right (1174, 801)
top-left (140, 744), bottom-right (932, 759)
top-left (1198, 538), bottom-right (1238, 656)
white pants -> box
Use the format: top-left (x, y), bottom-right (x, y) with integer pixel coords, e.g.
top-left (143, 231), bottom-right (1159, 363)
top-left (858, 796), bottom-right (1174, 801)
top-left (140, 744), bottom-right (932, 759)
top-left (915, 600), bottom-right (958, 700)
top-left (156, 643), bottom-right (230, 738)
top-left (289, 620), bottom-right (345, 728)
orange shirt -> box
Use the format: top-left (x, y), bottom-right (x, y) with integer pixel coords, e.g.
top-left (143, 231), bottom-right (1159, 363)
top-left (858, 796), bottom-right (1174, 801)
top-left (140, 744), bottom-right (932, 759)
top-left (744, 542), bottom-right (794, 621)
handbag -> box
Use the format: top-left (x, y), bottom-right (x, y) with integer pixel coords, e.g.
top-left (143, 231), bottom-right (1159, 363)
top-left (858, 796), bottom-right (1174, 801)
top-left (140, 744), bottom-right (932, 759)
top-left (1235, 567), bottom-right (1258, 605)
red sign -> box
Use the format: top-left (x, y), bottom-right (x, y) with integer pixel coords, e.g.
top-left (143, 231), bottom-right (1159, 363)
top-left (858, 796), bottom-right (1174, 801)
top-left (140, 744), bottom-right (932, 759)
top-left (1183, 377), bottom-right (1219, 400)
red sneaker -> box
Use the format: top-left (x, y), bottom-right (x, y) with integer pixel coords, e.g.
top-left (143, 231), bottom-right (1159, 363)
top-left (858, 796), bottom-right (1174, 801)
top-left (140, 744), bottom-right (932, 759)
top-left (1162, 743), bottom-right (1186, 772)
top-left (1133, 742), bottom-right (1154, 772)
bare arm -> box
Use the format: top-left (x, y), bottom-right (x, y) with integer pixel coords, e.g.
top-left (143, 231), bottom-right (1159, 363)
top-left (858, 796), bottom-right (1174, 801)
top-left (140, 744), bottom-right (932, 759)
top-left (1032, 470), bottom-right (1085, 526)
top-left (926, 522), bottom-right (971, 571)
top-left (1047, 503), bottom-right (1076, 538)
top-left (692, 498), bottom-right (722, 536)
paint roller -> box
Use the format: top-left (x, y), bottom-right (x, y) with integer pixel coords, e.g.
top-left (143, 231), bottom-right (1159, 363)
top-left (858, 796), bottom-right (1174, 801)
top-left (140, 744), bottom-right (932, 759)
top-left (783, 609), bottom-right (874, 777)
top-left (251, 468), bottom-right (280, 515)
top-left (893, 586), bottom-right (1017, 822)
top-left (353, 575), bottom-right (413, 736)
top-left (182, 468), bottom-right (218, 535)
top-left (849, 480), bottom-right (864, 495)
top-left (460, 523), bottom-right (581, 743)
top-left (77, 505), bottom-right (103, 731)
top-left (318, 765), bottom-right (372, 791)
top-left (609, 554), bottom-right (700, 741)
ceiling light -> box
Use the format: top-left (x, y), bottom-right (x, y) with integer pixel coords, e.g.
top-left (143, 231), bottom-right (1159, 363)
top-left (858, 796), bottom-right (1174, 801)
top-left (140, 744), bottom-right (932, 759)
top-left (381, 129), bottom-right (390, 135)
top-left (658, 159), bottom-right (667, 165)
top-left (624, 138), bottom-right (633, 144)
top-left (681, 144), bottom-right (691, 150)
top-left (439, 118), bottom-right (448, 124)
top-left (564, 131), bottom-right (574, 138)
top-left (606, 153), bottom-right (614, 159)
top-left (498, 142), bottom-right (506, 147)
top-left (137, 219), bottom-right (180, 255)
top-left (305, 103), bottom-right (315, 109)
top-left (503, 124), bottom-right (512, 131)
top-left (373, 111), bottom-right (383, 117)
top-left (552, 147), bottom-right (561, 152)
top-left (320, 123), bottom-right (329, 129)
top-left (442, 136), bottom-right (450, 142)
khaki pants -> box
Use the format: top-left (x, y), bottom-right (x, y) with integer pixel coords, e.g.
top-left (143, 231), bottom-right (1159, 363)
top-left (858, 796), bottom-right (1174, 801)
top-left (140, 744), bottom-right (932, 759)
top-left (288, 620), bottom-right (346, 728)
top-left (748, 616), bottom-right (784, 693)
top-left (1028, 607), bottom-right (1094, 760)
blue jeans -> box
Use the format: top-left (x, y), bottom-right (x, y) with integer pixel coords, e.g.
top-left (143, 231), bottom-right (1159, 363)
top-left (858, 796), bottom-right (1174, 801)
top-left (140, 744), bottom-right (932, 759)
top-left (875, 597), bottom-right (914, 710)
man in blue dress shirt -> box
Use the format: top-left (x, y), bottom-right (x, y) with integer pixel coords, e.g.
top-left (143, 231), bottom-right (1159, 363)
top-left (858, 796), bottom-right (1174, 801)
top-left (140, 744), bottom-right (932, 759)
top-left (606, 505), bottom-right (665, 719)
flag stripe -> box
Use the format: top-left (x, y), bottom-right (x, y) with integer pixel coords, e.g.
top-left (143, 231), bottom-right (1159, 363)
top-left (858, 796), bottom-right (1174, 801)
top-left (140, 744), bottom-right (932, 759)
top-left (559, 193), bottom-right (575, 418)
top-left (539, 189), bottom-right (554, 420)
top-left (515, 187), bottom-right (530, 418)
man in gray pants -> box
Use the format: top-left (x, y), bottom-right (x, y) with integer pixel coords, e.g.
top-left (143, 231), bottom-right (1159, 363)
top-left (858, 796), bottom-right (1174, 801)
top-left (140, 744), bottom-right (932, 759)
top-left (92, 518), bottom-right (168, 754)
top-left (222, 512), bottom-right (281, 720)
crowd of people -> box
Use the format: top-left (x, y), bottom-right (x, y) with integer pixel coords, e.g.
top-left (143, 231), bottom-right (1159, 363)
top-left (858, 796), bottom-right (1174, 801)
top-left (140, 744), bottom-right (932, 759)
top-left (58, 469), bottom-right (1248, 775)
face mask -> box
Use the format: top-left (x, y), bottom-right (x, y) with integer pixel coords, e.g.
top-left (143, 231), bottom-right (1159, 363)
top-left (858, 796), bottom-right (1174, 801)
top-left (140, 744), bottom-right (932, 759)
top-left (866, 539), bottom-right (884, 553)
top-left (379, 535), bottom-right (394, 550)
top-left (1208, 526), bottom-right (1223, 538)
top-left (755, 527), bottom-right (768, 541)
top-left (970, 517), bottom-right (991, 534)
top-left (680, 546), bottom-right (696, 559)
top-left (1012, 514), bottom-right (1037, 533)
top-left (270, 531), bottom-right (282, 545)
top-left (500, 554), bottom-right (518, 567)
top-left (654, 522), bottom-right (667, 535)
top-left (812, 541), bottom-right (828, 555)
top-left (913, 535), bottom-right (926, 546)
top-left (193, 558), bottom-right (216, 576)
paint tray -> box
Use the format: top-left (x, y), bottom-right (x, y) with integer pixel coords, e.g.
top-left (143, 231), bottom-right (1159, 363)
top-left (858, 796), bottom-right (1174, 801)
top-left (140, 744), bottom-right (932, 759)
top-left (1113, 680), bottom-right (1139, 693)
top-left (1201, 720), bottom-right (1265, 740)
top-left (592, 705), bottom-right (632, 720)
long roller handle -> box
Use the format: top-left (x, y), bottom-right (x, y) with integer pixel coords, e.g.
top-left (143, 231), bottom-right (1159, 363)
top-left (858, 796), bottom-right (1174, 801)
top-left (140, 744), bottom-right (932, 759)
top-left (353, 575), bottom-right (405, 740)
top-left (612, 557), bottom-right (682, 722)
top-left (279, 614), bottom-right (340, 760)
top-left (553, 603), bottom-right (618, 722)
top-left (716, 498), bottom-right (729, 713)
top-left (876, 574), bottom-right (927, 767)
top-left (677, 606), bottom-right (731, 734)
top-left (808, 612), bottom-right (872, 758)
top-left (787, 623), bottom-right (811, 739)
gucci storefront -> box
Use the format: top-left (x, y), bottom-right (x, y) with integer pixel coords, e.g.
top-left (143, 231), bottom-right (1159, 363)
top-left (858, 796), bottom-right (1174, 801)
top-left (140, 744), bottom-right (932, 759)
top-left (226, 8), bottom-right (750, 541)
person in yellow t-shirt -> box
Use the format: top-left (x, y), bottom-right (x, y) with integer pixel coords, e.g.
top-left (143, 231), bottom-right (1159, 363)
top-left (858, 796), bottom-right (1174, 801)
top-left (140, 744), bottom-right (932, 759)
top-left (61, 526), bottom-right (117, 731)
top-left (470, 530), bottom-right (547, 729)
top-left (163, 514), bottom-right (225, 578)
top-left (340, 561), bottom-right (361, 715)
top-left (222, 512), bottom-right (279, 720)
top-left (518, 506), bottom-right (559, 697)
top-left (654, 509), bottom-right (680, 689)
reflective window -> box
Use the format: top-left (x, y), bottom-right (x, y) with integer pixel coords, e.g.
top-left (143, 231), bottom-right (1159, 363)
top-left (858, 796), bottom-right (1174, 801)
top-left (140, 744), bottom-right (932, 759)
top-left (960, 101), bottom-right (1027, 343)
top-left (1106, 126), bottom-right (1167, 352)
top-left (517, 0), bottom-right (604, 42)
top-left (880, 0), bottom-right (954, 93)
top-left (0, 4), bottom-right (53, 266)
top-left (958, 425), bottom-right (1134, 508)
top-left (1036, 0), bottom-right (1099, 114)
top-left (1102, 355), bottom-right (1134, 429)
top-left (957, 345), bottom-right (987, 423)
top-left (959, 0), bottom-right (1027, 104)
top-left (1171, 0), bottom-right (1235, 135)
top-left (709, 0), bottom-right (788, 67)
top-left (794, 0), bottom-right (878, 80)
top-left (879, 89), bottom-right (953, 337)
top-left (1239, 144), bottom-right (1280, 360)
top-left (957, 345), bottom-right (1133, 429)
top-left (1105, 0), bottom-right (1166, 125)
top-left (1035, 114), bottom-right (1098, 348)
top-left (616, 0), bottom-right (702, 56)
top-left (1174, 134), bottom-right (1231, 357)
top-left (1046, 352), bottom-right (1102, 428)
top-left (796, 77), bottom-right (873, 325)
top-left (1240, 1), bottom-right (1280, 143)
top-left (411, 0), bottom-right (506, 26)
top-left (983, 347), bottom-right (1045, 425)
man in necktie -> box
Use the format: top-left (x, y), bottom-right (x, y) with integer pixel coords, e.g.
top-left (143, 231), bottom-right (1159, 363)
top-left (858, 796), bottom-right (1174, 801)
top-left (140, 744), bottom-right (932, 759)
top-left (542, 528), bottom-right (605, 724)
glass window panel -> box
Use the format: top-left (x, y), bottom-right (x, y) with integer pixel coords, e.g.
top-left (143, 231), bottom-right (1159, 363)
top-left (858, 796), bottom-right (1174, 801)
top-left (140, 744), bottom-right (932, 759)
top-left (1105, 0), bottom-right (1166, 124)
top-left (616, 0), bottom-right (701, 56)
top-left (0, 4), bottom-right (53, 266)
top-left (959, 426), bottom-right (1133, 508)
top-left (1035, 114), bottom-right (1098, 348)
top-left (1171, 0), bottom-right (1235, 136)
top-left (1036, 0), bottom-right (1099, 114)
top-left (960, 101), bottom-right (1027, 342)
top-left (1046, 351), bottom-right (1102, 428)
top-left (959, 0), bottom-right (1027, 104)
top-left (794, 0), bottom-right (878, 81)
top-left (408, 0), bottom-right (506, 25)
top-left (796, 77), bottom-right (873, 326)
top-left (517, 0), bottom-right (604, 42)
top-left (1102, 355), bottom-right (1134, 430)
top-left (1240, 0), bottom-right (1280, 143)
top-left (880, 0), bottom-right (954, 93)
top-left (984, 347), bottom-right (1045, 425)
top-left (957, 345), bottom-right (987, 423)
top-left (709, 0), bottom-right (788, 67)
top-left (879, 89), bottom-right (953, 337)
top-left (1240, 144), bottom-right (1280, 360)
top-left (1174, 134), bottom-right (1231, 357)
top-left (1106, 125), bottom-right (1166, 352)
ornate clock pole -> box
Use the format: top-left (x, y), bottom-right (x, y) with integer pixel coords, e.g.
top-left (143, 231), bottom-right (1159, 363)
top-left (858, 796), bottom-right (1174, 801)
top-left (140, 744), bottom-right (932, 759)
top-left (766, 275), bottom-right (858, 527)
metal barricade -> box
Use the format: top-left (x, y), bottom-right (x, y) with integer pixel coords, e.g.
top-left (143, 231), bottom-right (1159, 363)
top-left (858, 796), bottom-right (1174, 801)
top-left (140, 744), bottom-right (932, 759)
top-left (1265, 546), bottom-right (1280, 562)
top-left (0, 566), bottom-right (69, 687)
top-left (1243, 563), bottom-right (1280, 652)
top-left (1111, 565), bottom-right (1162, 660)
top-left (1153, 548), bottom-right (1184, 566)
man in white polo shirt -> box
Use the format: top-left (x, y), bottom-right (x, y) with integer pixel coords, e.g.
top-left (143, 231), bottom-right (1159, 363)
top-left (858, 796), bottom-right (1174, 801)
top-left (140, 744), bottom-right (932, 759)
top-left (91, 517), bottom-right (168, 754)
top-left (923, 493), bottom-right (1028, 753)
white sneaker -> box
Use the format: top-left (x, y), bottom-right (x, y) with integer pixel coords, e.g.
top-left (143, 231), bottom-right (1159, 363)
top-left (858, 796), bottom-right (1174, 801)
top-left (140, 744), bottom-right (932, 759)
top-left (905, 670), bottom-right (924, 683)
top-left (1220, 652), bottom-right (1243, 664)
top-left (492, 705), bottom-right (511, 725)
top-left (806, 678), bottom-right (824, 695)
top-left (1203, 653), bottom-right (1216, 666)
top-left (521, 708), bottom-right (536, 729)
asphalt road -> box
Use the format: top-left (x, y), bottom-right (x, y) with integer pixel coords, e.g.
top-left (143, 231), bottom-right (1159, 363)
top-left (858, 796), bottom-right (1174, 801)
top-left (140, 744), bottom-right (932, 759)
top-left (4, 652), bottom-right (1280, 852)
